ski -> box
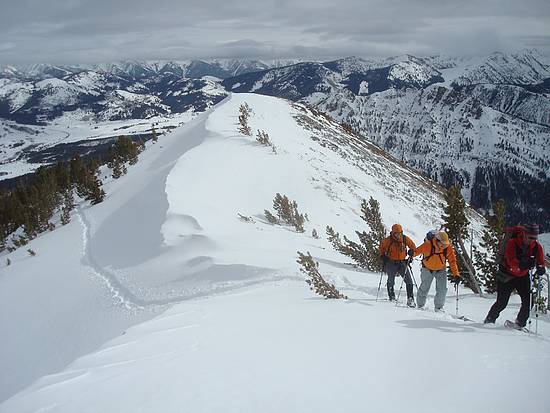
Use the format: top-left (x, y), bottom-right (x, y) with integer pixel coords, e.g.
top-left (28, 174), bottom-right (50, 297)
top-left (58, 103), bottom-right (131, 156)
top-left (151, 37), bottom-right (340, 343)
top-left (504, 320), bottom-right (529, 333)
top-left (415, 306), bottom-right (474, 322)
top-left (450, 314), bottom-right (475, 322)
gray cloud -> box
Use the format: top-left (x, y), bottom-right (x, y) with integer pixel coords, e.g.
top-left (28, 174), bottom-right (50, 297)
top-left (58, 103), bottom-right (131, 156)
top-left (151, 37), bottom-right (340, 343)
top-left (0, 0), bottom-right (549, 65)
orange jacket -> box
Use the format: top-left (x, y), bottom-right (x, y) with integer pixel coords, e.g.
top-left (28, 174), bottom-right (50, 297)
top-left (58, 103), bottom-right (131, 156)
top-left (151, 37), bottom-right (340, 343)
top-left (379, 235), bottom-right (416, 261)
top-left (413, 239), bottom-right (459, 276)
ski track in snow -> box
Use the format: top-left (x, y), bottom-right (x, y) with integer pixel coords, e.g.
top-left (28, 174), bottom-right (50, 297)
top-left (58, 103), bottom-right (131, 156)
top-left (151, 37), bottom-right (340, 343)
top-left (77, 206), bottom-right (297, 309)
top-left (77, 208), bottom-right (139, 309)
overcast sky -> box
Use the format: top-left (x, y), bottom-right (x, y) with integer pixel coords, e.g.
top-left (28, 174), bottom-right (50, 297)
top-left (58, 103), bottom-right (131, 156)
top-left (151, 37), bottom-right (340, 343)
top-left (1, 0), bottom-right (549, 65)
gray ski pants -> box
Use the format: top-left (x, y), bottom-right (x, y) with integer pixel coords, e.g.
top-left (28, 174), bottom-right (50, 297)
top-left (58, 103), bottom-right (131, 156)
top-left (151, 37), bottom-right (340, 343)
top-left (417, 267), bottom-right (448, 309)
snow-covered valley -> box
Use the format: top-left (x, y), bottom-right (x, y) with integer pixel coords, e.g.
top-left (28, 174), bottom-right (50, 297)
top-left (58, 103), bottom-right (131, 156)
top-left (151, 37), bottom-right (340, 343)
top-left (1, 93), bottom-right (549, 412)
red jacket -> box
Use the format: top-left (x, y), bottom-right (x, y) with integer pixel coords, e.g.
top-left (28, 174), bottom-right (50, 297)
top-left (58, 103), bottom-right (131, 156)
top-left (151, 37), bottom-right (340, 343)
top-left (504, 237), bottom-right (545, 277)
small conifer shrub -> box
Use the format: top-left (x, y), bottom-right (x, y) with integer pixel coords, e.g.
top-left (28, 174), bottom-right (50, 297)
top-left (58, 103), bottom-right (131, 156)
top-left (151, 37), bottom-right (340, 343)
top-left (255, 129), bottom-right (276, 153)
top-left (27, 249), bottom-right (36, 256)
top-left (237, 213), bottom-right (255, 223)
top-left (265, 193), bottom-right (307, 232)
top-left (238, 103), bottom-right (252, 136)
top-left (264, 210), bottom-right (279, 224)
top-left (297, 251), bottom-right (347, 299)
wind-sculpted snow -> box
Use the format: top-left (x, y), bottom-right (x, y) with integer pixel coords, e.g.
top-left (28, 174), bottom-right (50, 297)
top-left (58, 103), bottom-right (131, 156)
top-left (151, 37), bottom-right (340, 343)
top-left (2, 279), bottom-right (549, 413)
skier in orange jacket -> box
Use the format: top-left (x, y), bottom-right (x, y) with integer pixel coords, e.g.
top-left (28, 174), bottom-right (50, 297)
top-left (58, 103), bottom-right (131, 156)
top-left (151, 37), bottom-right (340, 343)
top-left (413, 231), bottom-right (460, 311)
top-left (379, 224), bottom-right (417, 306)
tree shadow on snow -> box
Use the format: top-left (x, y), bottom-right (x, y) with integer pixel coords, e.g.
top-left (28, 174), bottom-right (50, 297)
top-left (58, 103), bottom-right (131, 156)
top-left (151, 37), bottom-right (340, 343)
top-left (303, 297), bottom-right (373, 307)
top-left (396, 319), bottom-right (477, 334)
top-left (316, 258), bottom-right (366, 273)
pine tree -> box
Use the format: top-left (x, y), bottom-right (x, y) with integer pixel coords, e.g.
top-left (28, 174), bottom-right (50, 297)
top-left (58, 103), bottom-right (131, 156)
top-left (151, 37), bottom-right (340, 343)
top-left (474, 199), bottom-right (505, 293)
top-left (360, 197), bottom-right (386, 271)
top-left (34, 166), bottom-right (59, 231)
top-left (54, 161), bottom-right (71, 192)
top-left (60, 190), bottom-right (75, 225)
top-left (85, 164), bottom-right (105, 205)
top-left (71, 155), bottom-right (89, 198)
top-left (441, 185), bottom-right (481, 294)
top-left (110, 156), bottom-right (123, 179)
top-left (107, 136), bottom-right (142, 176)
top-left (0, 223), bottom-right (6, 252)
top-left (441, 185), bottom-right (469, 242)
top-left (325, 197), bottom-right (386, 271)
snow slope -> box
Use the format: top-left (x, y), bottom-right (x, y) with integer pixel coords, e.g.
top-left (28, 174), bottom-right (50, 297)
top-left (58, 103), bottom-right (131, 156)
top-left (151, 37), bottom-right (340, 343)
top-left (1, 93), bottom-right (548, 412)
top-left (3, 280), bottom-right (549, 413)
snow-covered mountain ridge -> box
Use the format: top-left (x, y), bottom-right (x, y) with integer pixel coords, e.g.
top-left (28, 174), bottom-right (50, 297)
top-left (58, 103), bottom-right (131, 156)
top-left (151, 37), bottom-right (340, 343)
top-left (1, 50), bottom-right (550, 229)
top-left (1, 93), bottom-right (548, 412)
top-left (222, 49), bottom-right (550, 230)
top-left (0, 92), bottom-right (485, 399)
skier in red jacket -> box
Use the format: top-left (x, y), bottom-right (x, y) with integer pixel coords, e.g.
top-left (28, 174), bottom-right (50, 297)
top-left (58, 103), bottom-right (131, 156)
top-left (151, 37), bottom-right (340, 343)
top-left (484, 224), bottom-right (546, 329)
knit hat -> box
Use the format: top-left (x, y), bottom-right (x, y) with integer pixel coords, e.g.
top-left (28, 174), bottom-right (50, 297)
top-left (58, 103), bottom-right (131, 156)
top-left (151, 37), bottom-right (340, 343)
top-left (435, 231), bottom-right (450, 246)
top-left (391, 224), bottom-right (403, 233)
top-left (525, 223), bottom-right (539, 237)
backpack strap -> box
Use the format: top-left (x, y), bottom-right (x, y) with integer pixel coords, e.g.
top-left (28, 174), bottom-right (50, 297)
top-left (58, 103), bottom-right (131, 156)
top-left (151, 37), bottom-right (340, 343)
top-left (384, 235), bottom-right (408, 258)
top-left (422, 240), bottom-right (448, 266)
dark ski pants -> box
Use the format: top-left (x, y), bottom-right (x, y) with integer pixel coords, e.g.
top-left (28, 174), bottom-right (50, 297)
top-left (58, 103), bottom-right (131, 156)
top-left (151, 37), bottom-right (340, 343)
top-left (486, 275), bottom-right (531, 327)
top-left (385, 260), bottom-right (413, 299)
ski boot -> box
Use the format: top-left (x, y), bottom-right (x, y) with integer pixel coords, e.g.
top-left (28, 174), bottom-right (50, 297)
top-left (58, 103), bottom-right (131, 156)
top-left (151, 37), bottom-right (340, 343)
top-left (406, 297), bottom-right (415, 308)
top-left (387, 286), bottom-right (395, 301)
top-left (504, 320), bottom-right (525, 331)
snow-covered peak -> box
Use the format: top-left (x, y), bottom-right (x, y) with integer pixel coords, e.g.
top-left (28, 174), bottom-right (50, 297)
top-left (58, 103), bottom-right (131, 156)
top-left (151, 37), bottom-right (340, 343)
top-left (35, 77), bottom-right (83, 107)
top-left (388, 58), bottom-right (441, 84)
top-left (452, 49), bottom-right (550, 86)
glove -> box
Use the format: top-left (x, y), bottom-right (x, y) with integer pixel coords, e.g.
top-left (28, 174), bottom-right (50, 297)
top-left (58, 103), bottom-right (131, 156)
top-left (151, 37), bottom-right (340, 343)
top-left (452, 276), bottom-right (460, 286)
top-left (536, 266), bottom-right (546, 276)
top-left (407, 249), bottom-right (414, 258)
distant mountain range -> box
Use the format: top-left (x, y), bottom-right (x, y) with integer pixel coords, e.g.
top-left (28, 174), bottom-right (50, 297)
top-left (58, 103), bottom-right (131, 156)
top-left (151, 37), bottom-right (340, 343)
top-left (222, 50), bottom-right (550, 230)
top-left (1, 51), bottom-right (549, 230)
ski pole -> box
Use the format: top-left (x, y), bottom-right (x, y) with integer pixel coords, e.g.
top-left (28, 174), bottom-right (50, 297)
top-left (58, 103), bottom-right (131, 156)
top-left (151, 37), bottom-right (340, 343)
top-left (395, 276), bottom-right (405, 306)
top-left (407, 261), bottom-right (418, 293)
top-left (535, 271), bottom-right (541, 335)
top-left (455, 282), bottom-right (459, 317)
top-left (527, 272), bottom-right (535, 334)
top-left (376, 272), bottom-right (384, 302)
